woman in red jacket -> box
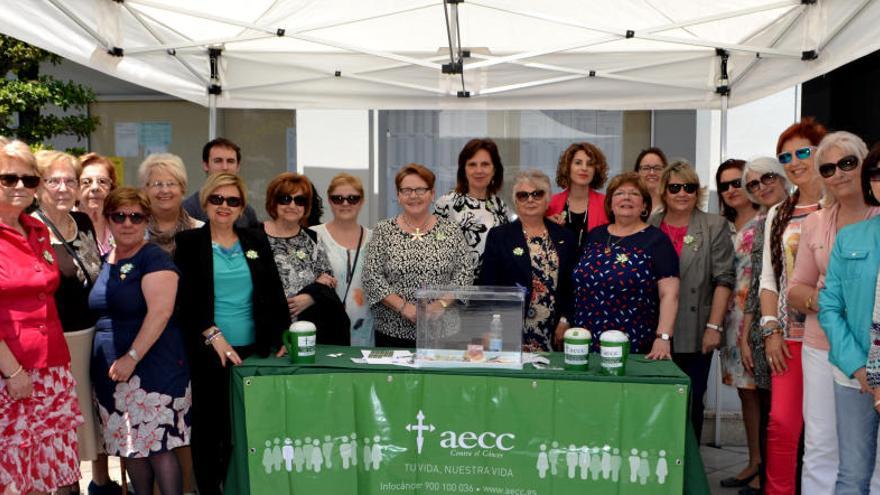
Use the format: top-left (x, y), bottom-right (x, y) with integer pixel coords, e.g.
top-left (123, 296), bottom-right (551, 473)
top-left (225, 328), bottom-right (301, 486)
top-left (546, 142), bottom-right (609, 248)
top-left (0, 139), bottom-right (82, 494)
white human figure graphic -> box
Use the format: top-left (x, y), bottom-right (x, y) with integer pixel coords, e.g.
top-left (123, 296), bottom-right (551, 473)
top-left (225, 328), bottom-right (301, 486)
top-left (601, 446), bottom-right (612, 479)
top-left (272, 438), bottom-right (283, 472)
top-left (293, 439), bottom-right (305, 473)
top-left (565, 445), bottom-right (578, 479)
top-left (282, 438), bottom-right (295, 472)
top-left (549, 441), bottom-right (560, 476)
top-left (311, 439), bottom-right (324, 473)
top-left (638, 451), bottom-right (650, 485)
top-left (578, 447), bottom-right (589, 480)
top-left (340, 435), bottom-right (352, 469)
top-left (611, 448), bottom-right (622, 482)
top-left (304, 437), bottom-right (314, 470)
top-left (628, 449), bottom-right (640, 483)
top-left (656, 450), bottom-right (668, 484)
top-left (350, 433), bottom-right (358, 466)
top-left (363, 438), bottom-right (372, 471)
top-left (536, 444), bottom-right (550, 479)
top-left (371, 435), bottom-right (383, 470)
top-left (262, 440), bottom-right (274, 474)
top-left (322, 435), bottom-right (334, 469)
top-left (589, 447), bottom-right (602, 480)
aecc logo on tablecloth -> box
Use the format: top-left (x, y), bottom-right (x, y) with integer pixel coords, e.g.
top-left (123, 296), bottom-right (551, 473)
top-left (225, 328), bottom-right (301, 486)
top-left (406, 409), bottom-right (516, 454)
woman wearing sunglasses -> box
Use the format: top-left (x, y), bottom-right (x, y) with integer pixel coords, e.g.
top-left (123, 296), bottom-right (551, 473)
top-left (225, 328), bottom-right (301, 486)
top-left (787, 132), bottom-right (880, 494)
top-left (311, 173), bottom-right (374, 347)
top-left (820, 148), bottom-right (880, 493)
top-left (0, 140), bottom-right (84, 494)
top-left (435, 139), bottom-right (510, 275)
top-left (713, 158), bottom-right (763, 490)
top-left (363, 164), bottom-right (473, 348)
top-left (32, 150), bottom-right (104, 494)
top-left (478, 170), bottom-right (576, 352)
top-left (649, 161), bottom-right (735, 442)
top-left (174, 173), bottom-right (289, 494)
top-left (263, 173), bottom-right (349, 345)
top-left (89, 187), bottom-right (190, 494)
top-left (736, 156), bottom-right (790, 495)
top-left (78, 152), bottom-right (117, 256)
top-left (567, 172), bottom-right (679, 358)
top-left (758, 117), bottom-right (826, 495)
top-left (546, 142), bottom-right (609, 249)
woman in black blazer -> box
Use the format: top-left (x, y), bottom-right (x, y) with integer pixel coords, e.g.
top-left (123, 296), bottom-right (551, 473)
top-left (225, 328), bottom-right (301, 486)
top-left (478, 169), bottom-right (577, 352)
top-left (174, 173), bottom-right (289, 495)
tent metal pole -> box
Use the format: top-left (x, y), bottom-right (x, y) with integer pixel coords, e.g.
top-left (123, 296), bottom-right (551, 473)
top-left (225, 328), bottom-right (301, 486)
top-left (208, 94), bottom-right (217, 140)
top-left (46, 0), bottom-right (112, 51)
top-left (711, 95), bottom-right (729, 449)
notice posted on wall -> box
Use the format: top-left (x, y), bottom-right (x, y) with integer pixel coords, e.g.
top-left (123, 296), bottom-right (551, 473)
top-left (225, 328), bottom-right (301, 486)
top-left (114, 122), bottom-right (139, 157)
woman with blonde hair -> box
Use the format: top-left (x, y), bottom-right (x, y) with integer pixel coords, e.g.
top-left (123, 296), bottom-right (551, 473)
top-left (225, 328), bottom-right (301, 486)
top-left (139, 153), bottom-right (203, 254)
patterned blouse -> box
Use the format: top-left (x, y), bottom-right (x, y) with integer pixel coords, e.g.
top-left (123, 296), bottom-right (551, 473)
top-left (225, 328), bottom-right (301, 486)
top-left (362, 217), bottom-right (475, 341)
top-left (267, 230), bottom-right (333, 297)
top-left (744, 212), bottom-right (771, 390)
top-left (523, 232), bottom-right (560, 352)
top-left (720, 215), bottom-right (760, 390)
top-left (572, 225), bottom-right (679, 353)
top-left (147, 208), bottom-right (204, 254)
top-left (434, 192), bottom-right (509, 272)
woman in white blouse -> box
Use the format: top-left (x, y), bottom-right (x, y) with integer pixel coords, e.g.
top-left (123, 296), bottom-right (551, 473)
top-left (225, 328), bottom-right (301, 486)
top-left (311, 173), bottom-right (374, 346)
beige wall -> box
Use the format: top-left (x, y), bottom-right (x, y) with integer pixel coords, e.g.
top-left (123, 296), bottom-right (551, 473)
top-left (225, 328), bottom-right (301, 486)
top-left (622, 110), bottom-right (652, 173)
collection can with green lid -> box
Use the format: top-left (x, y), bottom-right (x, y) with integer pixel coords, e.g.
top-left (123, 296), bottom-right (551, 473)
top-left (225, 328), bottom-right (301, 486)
top-left (599, 330), bottom-right (629, 376)
top-left (563, 328), bottom-right (591, 370)
top-left (283, 321), bottom-right (317, 364)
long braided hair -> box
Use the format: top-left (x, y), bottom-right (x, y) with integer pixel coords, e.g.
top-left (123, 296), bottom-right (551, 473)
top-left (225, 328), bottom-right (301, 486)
top-left (769, 117), bottom-right (827, 282)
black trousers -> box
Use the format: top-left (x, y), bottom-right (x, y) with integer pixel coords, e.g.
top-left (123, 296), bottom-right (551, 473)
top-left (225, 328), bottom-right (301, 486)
top-left (672, 352), bottom-right (713, 442)
top-left (375, 332), bottom-right (415, 348)
top-left (190, 344), bottom-right (256, 495)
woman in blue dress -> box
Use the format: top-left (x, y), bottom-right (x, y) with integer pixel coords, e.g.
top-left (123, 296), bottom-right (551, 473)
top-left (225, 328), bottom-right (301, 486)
top-left (567, 172), bottom-right (680, 357)
top-left (90, 187), bottom-right (190, 494)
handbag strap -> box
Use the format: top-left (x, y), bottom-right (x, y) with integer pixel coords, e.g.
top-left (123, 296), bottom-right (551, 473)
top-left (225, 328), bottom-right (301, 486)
top-left (34, 210), bottom-right (94, 287)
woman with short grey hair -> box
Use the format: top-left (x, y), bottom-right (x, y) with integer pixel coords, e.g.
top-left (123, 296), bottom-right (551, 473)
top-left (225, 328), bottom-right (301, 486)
top-left (478, 169), bottom-right (577, 352)
top-left (138, 153), bottom-right (203, 254)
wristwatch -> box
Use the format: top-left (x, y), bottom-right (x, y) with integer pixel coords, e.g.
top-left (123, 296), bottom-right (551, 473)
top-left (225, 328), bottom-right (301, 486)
top-left (761, 320), bottom-right (783, 339)
top-left (656, 332), bottom-right (671, 341)
top-left (705, 323), bottom-right (722, 332)
top-left (127, 348), bottom-right (141, 362)
top-left (759, 315), bottom-right (779, 328)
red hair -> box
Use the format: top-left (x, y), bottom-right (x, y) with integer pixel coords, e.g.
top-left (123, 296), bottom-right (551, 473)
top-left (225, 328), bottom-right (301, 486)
top-left (775, 117), bottom-right (827, 154)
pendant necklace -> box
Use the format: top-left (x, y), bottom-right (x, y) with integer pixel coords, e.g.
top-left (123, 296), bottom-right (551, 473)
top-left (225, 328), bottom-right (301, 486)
top-left (400, 214), bottom-right (430, 241)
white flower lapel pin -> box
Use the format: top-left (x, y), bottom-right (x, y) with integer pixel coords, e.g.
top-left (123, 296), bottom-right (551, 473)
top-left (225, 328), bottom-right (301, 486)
top-left (513, 247), bottom-right (524, 256)
top-left (120, 263), bottom-right (134, 280)
top-left (245, 250), bottom-right (259, 260)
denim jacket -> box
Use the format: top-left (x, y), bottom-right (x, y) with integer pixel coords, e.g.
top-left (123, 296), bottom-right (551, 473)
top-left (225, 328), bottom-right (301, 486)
top-left (819, 216), bottom-right (880, 378)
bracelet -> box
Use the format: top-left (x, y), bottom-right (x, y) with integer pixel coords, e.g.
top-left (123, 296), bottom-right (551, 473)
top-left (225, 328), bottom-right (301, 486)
top-left (4, 365), bottom-right (23, 380)
top-left (204, 327), bottom-right (223, 346)
top-left (705, 323), bottom-right (722, 332)
top-left (762, 327), bottom-right (784, 339)
top-left (806, 294), bottom-right (816, 312)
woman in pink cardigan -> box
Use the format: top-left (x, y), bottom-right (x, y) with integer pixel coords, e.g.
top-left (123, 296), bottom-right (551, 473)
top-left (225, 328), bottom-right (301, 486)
top-left (546, 142), bottom-right (609, 248)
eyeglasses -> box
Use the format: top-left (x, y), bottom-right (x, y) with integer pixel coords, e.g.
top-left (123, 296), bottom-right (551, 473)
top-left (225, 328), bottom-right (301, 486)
top-left (666, 183), bottom-right (698, 194)
top-left (329, 194), bottom-right (362, 205)
top-left (147, 180), bottom-right (180, 190)
top-left (718, 179), bottom-right (742, 193)
top-left (207, 194), bottom-right (243, 208)
top-left (107, 211), bottom-right (147, 225)
top-left (778, 147), bottom-right (814, 165)
top-left (0, 174), bottom-right (41, 188)
top-left (745, 172), bottom-right (780, 193)
top-left (868, 168), bottom-right (880, 182)
top-left (44, 177), bottom-right (79, 190)
top-left (639, 164), bottom-right (664, 174)
top-left (514, 190), bottom-right (546, 202)
top-left (398, 187), bottom-right (430, 197)
top-left (276, 194), bottom-right (308, 207)
top-left (80, 177), bottom-right (112, 188)
top-left (818, 155), bottom-right (859, 178)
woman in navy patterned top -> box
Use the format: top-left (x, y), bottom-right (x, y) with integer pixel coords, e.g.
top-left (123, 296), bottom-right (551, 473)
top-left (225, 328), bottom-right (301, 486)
top-left (567, 173), bottom-right (680, 357)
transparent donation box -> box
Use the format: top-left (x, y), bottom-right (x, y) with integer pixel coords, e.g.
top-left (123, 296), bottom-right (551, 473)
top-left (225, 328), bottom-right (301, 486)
top-left (415, 286), bottom-right (524, 369)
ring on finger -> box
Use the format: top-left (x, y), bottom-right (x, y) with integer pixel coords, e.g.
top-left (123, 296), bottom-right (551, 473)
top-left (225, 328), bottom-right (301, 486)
top-left (225, 351), bottom-right (233, 357)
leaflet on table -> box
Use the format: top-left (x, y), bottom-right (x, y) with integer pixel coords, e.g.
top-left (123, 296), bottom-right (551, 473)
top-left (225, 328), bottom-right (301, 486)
top-left (351, 349), bottom-right (416, 366)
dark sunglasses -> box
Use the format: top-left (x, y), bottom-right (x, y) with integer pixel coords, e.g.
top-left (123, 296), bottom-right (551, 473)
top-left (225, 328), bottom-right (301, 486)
top-left (276, 194), bottom-right (308, 207)
top-left (329, 194), bottom-right (362, 205)
top-left (818, 155), bottom-right (859, 178)
top-left (107, 211), bottom-right (147, 225)
top-left (745, 172), bottom-right (780, 193)
top-left (718, 178), bottom-right (742, 193)
top-left (666, 183), bottom-right (698, 194)
top-left (207, 194), bottom-right (244, 208)
top-left (868, 167), bottom-right (880, 182)
top-left (0, 173), bottom-right (40, 188)
top-left (778, 147), bottom-right (813, 165)
top-left (514, 190), bottom-right (546, 202)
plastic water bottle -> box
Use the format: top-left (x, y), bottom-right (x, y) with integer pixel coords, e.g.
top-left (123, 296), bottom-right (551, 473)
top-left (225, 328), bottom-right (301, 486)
top-left (488, 314), bottom-right (503, 352)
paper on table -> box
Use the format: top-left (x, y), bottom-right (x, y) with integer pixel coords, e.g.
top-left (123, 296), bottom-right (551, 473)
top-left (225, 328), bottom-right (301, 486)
top-left (351, 349), bottom-right (415, 367)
